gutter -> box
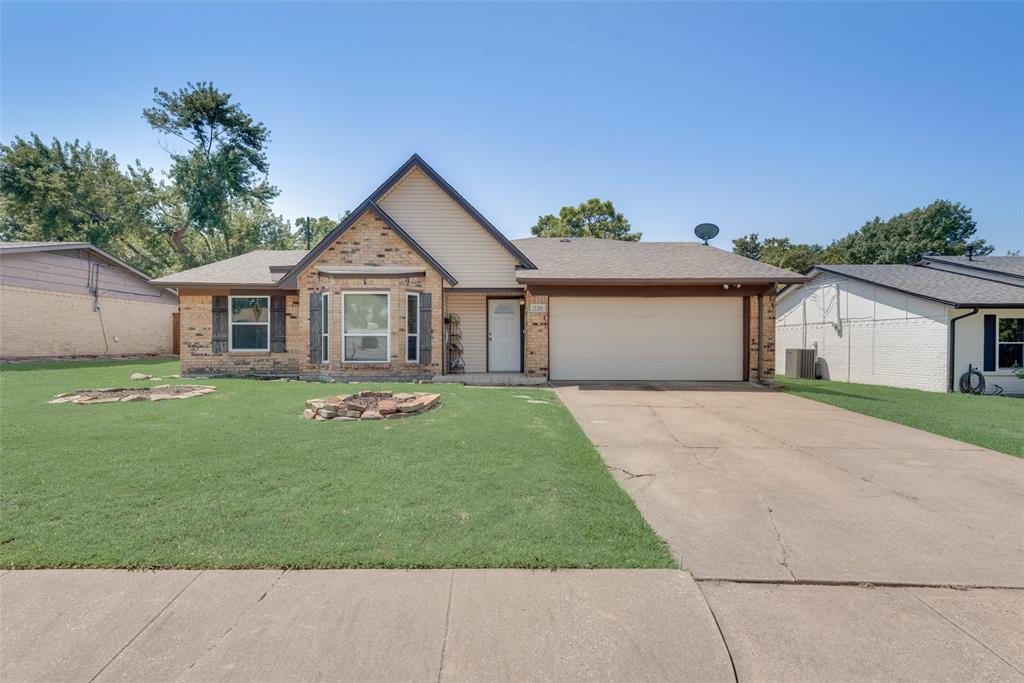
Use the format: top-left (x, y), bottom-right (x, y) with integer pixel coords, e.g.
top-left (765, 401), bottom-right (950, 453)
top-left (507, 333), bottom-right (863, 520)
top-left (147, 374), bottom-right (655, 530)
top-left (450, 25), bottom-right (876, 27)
top-left (947, 308), bottom-right (979, 393)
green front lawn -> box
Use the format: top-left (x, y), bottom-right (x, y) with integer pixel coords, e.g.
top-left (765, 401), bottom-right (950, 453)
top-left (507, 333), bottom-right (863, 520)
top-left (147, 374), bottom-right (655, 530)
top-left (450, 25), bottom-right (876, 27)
top-left (0, 360), bottom-right (673, 569)
top-left (776, 378), bottom-right (1023, 457)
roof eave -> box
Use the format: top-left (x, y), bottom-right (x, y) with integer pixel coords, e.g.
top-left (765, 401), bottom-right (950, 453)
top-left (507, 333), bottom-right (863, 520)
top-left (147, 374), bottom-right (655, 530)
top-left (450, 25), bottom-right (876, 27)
top-left (515, 276), bottom-right (810, 286)
top-left (152, 282), bottom-right (289, 290)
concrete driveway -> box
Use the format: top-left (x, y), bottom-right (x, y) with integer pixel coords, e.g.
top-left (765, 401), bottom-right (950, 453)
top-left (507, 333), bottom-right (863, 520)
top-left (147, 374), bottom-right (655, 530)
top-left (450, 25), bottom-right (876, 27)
top-left (557, 382), bottom-right (1024, 680)
top-left (556, 382), bottom-right (1024, 588)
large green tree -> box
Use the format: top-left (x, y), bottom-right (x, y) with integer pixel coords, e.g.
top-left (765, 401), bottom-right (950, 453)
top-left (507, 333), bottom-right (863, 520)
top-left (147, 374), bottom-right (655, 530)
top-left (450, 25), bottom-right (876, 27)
top-left (731, 233), bottom-right (827, 273)
top-left (293, 213), bottom-right (349, 249)
top-left (143, 82), bottom-right (277, 263)
top-left (530, 198), bottom-right (640, 241)
top-left (0, 134), bottom-right (179, 275)
top-left (830, 200), bottom-right (991, 264)
top-left (734, 199), bottom-right (992, 270)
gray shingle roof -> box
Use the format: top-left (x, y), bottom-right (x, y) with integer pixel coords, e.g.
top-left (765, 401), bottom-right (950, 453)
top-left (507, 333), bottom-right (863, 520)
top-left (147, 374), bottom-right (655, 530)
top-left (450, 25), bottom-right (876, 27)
top-left (512, 237), bottom-right (808, 284)
top-left (813, 264), bottom-right (1024, 307)
top-left (919, 254), bottom-right (1024, 278)
top-left (149, 250), bottom-right (309, 287)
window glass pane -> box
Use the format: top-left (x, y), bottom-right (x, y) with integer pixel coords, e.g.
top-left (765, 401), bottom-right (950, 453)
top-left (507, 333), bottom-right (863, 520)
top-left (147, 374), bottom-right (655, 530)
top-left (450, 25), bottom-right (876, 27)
top-left (998, 343), bottom-right (1023, 368)
top-left (232, 324), bottom-right (268, 350)
top-left (407, 335), bottom-right (418, 362)
top-left (231, 297), bottom-right (269, 323)
top-left (998, 318), bottom-right (1023, 343)
top-left (407, 295), bottom-right (418, 335)
top-left (344, 294), bottom-right (388, 333)
top-left (345, 335), bottom-right (388, 361)
top-left (322, 295), bottom-right (329, 329)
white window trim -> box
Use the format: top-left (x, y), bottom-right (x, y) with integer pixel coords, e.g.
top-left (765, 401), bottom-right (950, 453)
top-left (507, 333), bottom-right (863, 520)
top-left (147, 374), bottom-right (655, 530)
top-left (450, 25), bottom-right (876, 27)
top-left (996, 315), bottom-right (1024, 370)
top-left (228, 295), bottom-right (271, 352)
top-left (341, 291), bottom-right (390, 363)
top-left (407, 292), bottom-right (420, 363)
top-left (321, 292), bottom-right (330, 363)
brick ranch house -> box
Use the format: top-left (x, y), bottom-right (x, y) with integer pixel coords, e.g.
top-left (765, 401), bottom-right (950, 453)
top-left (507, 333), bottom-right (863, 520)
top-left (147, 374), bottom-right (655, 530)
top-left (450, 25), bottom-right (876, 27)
top-left (151, 155), bottom-right (807, 382)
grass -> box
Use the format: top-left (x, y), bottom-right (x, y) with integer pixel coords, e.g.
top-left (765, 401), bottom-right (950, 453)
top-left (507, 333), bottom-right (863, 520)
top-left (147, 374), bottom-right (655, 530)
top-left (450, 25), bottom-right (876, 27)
top-left (776, 377), bottom-right (1023, 457)
top-left (0, 360), bottom-right (674, 569)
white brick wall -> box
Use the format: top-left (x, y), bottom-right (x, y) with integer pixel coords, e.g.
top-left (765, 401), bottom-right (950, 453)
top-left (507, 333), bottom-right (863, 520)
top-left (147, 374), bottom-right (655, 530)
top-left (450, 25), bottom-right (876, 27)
top-left (776, 275), bottom-right (949, 392)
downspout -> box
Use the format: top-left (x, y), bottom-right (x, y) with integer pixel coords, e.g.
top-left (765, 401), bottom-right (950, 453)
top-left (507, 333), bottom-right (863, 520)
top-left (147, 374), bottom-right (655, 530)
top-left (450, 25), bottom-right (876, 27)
top-left (947, 307), bottom-right (978, 393)
top-left (757, 290), bottom-right (765, 382)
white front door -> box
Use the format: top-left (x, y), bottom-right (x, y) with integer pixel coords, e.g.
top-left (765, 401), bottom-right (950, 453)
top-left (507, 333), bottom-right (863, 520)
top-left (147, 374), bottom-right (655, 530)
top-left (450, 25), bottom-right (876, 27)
top-left (488, 298), bottom-right (521, 372)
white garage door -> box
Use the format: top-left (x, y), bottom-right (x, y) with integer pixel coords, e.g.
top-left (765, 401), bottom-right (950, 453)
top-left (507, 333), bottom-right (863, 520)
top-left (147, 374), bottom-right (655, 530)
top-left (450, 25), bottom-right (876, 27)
top-left (549, 297), bottom-right (744, 381)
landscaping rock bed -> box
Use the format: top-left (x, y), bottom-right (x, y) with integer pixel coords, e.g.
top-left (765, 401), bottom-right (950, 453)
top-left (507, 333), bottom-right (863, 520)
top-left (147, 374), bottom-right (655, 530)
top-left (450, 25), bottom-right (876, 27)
top-left (303, 390), bottom-right (440, 421)
top-left (49, 385), bottom-right (216, 404)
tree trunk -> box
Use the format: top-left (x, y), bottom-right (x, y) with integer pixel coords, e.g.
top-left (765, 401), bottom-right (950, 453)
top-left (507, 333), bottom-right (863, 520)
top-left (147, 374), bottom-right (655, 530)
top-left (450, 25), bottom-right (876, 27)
top-left (170, 222), bottom-right (192, 256)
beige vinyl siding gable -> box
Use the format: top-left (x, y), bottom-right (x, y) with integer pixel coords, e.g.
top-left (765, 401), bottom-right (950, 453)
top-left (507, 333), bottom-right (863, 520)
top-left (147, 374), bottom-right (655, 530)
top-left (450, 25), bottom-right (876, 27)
top-left (377, 167), bottom-right (521, 289)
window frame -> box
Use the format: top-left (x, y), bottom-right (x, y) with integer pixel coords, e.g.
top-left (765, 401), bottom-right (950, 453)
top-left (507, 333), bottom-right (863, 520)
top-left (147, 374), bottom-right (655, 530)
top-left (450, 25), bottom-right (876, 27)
top-left (406, 292), bottom-right (420, 363)
top-left (321, 292), bottom-right (330, 363)
top-left (341, 290), bottom-right (391, 364)
top-left (996, 315), bottom-right (1024, 371)
top-left (228, 295), bottom-right (271, 353)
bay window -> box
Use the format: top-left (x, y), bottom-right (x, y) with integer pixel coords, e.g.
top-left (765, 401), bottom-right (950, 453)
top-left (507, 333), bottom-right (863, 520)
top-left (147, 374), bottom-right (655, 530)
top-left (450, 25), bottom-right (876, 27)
top-left (229, 296), bottom-right (270, 351)
top-left (343, 292), bottom-right (389, 362)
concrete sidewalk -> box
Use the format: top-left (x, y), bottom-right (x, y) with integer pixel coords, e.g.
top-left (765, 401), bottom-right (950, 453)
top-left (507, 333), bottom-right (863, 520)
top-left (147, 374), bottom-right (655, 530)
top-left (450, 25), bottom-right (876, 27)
top-left (3, 570), bottom-right (1023, 682)
top-left (0, 569), bottom-right (733, 683)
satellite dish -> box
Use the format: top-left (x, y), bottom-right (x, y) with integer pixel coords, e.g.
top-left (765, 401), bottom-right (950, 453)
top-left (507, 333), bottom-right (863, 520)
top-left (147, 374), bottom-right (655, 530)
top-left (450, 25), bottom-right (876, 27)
top-left (694, 223), bottom-right (720, 245)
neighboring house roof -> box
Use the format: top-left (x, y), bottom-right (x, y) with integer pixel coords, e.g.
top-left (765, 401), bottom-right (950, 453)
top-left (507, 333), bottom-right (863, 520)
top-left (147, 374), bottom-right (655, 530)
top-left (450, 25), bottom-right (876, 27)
top-left (806, 264), bottom-right (1024, 308)
top-left (512, 237), bottom-right (809, 284)
top-left (276, 200), bottom-right (458, 288)
top-left (0, 240), bottom-right (161, 285)
top-left (368, 154), bottom-right (536, 270)
top-left (913, 254), bottom-right (1024, 280)
top-left (149, 249), bottom-right (309, 288)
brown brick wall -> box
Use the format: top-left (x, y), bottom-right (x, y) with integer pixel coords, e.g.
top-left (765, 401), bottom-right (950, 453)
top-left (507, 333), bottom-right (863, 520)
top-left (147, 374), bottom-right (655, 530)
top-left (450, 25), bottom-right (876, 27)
top-left (179, 291), bottom-right (301, 377)
top-left (524, 291), bottom-right (549, 377)
top-left (180, 209), bottom-right (444, 379)
top-left (0, 284), bottom-right (177, 358)
top-left (748, 293), bottom-right (777, 382)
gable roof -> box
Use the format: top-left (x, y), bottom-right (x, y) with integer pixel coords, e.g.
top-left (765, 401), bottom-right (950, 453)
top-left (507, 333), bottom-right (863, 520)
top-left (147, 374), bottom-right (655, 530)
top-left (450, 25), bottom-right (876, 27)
top-left (512, 237), bottom-right (809, 284)
top-left (370, 154), bottom-right (535, 269)
top-left (1, 240), bottom-right (159, 284)
top-left (149, 249), bottom-right (310, 287)
top-left (913, 254), bottom-right (1024, 280)
top-left (804, 264), bottom-right (1024, 308)
top-left (276, 200), bottom-right (458, 288)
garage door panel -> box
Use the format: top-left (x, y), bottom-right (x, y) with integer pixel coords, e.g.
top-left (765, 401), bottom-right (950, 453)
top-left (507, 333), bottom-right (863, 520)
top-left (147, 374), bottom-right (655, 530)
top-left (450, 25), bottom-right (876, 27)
top-left (550, 297), bottom-right (743, 381)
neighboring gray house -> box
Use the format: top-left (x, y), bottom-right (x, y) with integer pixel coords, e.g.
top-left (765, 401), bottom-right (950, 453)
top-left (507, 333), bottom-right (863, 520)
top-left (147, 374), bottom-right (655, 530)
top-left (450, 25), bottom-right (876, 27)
top-left (0, 241), bottom-right (179, 358)
top-left (776, 254), bottom-right (1024, 394)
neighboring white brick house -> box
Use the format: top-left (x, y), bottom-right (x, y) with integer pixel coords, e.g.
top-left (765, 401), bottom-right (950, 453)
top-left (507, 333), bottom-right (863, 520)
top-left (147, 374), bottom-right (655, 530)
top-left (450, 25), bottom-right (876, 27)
top-left (0, 242), bottom-right (179, 358)
top-left (776, 256), bottom-right (1024, 394)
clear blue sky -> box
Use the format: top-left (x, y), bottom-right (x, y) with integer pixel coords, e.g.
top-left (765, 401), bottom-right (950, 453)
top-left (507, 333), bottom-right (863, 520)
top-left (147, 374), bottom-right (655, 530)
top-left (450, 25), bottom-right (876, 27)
top-left (3, 1), bottom-right (1022, 252)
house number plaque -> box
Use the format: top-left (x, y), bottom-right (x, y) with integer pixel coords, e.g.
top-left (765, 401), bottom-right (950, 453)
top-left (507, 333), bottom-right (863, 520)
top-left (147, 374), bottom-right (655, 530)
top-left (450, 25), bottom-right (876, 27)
top-left (529, 303), bottom-right (547, 313)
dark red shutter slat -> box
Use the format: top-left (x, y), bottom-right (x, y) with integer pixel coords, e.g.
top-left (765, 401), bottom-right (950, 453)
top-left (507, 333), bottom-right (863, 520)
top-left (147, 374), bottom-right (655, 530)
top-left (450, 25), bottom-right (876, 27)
top-left (270, 295), bottom-right (286, 352)
top-left (212, 296), bottom-right (228, 354)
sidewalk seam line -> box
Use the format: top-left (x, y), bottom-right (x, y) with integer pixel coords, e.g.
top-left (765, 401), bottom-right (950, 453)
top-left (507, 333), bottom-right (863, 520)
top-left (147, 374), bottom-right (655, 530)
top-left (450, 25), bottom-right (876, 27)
top-left (910, 590), bottom-right (1024, 676)
top-left (88, 570), bottom-right (204, 683)
top-left (436, 569), bottom-right (455, 683)
top-left (693, 581), bottom-right (738, 683)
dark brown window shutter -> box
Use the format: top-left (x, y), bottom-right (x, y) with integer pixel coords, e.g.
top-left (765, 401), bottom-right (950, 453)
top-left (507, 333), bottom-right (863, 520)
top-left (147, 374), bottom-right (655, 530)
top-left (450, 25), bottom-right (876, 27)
top-left (212, 296), bottom-right (228, 353)
top-left (418, 292), bottom-right (432, 366)
top-left (309, 292), bottom-right (323, 364)
top-left (983, 314), bottom-right (996, 372)
top-left (270, 295), bottom-right (286, 352)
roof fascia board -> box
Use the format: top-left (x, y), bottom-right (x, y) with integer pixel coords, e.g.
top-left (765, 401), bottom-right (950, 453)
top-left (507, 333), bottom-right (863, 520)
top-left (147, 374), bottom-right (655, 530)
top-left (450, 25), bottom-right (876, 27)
top-left (370, 154), bottom-right (537, 270)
